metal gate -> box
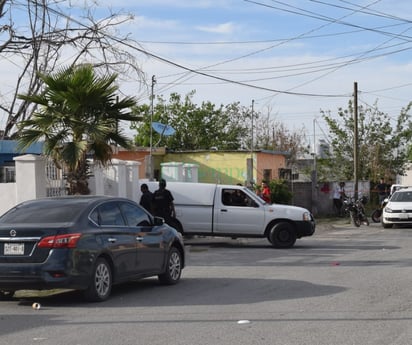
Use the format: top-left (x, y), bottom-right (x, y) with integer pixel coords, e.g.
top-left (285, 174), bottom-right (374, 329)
top-left (45, 157), bottom-right (67, 196)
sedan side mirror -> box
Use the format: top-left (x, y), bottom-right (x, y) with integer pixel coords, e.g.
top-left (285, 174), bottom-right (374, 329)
top-left (153, 216), bottom-right (165, 226)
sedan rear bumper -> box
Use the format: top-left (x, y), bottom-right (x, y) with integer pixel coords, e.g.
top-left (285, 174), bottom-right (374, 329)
top-left (0, 250), bottom-right (92, 291)
top-left (0, 264), bottom-right (90, 291)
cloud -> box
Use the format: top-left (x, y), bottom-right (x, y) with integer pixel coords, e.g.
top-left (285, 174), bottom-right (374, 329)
top-left (133, 15), bottom-right (179, 31)
top-left (195, 22), bottom-right (236, 35)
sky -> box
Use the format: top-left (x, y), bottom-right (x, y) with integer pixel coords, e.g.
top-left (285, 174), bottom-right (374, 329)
top-left (2, 0), bottom-right (412, 151)
top-left (124, 0), bottom-right (412, 149)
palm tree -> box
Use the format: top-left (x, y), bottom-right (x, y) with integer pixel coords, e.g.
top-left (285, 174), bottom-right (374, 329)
top-left (17, 64), bottom-right (139, 195)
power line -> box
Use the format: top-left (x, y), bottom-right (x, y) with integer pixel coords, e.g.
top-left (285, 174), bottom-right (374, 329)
top-left (153, 0), bottom-right (411, 98)
top-left (245, 0), bottom-right (412, 41)
top-left (310, 0), bottom-right (411, 23)
top-left (21, 0), bottom-right (351, 98)
top-left (10, 1), bottom-right (411, 104)
top-left (136, 22), bottom-right (408, 45)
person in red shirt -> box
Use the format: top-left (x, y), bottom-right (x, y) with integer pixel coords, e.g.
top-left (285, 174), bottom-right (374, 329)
top-left (260, 181), bottom-right (271, 203)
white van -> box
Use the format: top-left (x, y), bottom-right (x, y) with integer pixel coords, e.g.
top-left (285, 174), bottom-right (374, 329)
top-left (145, 181), bottom-right (315, 248)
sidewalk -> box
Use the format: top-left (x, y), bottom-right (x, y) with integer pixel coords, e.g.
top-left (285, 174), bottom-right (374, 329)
top-left (315, 217), bottom-right (353, 233)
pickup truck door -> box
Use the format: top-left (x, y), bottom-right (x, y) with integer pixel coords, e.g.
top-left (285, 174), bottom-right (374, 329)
top-left (214, 188), bottom-right (266, 235)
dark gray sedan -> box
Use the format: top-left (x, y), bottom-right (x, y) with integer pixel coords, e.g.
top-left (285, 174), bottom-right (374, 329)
top-left (0, 195), bottom-right (185, 302)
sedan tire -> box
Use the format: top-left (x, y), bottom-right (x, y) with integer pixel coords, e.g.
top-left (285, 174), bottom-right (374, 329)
top-left (83, 258), bottom-right (112, 302)
top-left (158, 247), bottom-right (182, 285)
top-left (0, 290), bottom-right (15, 300)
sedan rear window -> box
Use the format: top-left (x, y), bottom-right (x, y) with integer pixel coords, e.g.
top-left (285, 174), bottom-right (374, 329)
top-left (0, 202), bottom-right (85, 223)
top-left (96, 202), bottom-right (126, 226)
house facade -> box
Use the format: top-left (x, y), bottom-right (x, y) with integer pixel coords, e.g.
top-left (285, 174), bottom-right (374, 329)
top-left (114, 148), bottom-right (288, 186)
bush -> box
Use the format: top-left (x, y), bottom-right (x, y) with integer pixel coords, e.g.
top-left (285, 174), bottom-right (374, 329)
top-left (269, 179), bottom-right (292, 204)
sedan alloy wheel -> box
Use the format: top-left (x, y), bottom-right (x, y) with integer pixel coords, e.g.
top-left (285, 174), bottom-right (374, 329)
top-left (84, 258), bottom-right (112, 302)
top-left (158, 247), bottom-right (182, 285)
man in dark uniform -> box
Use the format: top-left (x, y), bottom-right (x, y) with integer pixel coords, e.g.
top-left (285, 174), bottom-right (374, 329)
top-left (152, 179), bottom-right (176, 226)
top-left (376, 178), bottom-right (388, 203)
top-left (139, 183), bottom-right (153, 213)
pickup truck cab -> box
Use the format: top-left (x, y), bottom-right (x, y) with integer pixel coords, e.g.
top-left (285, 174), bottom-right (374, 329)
top-left (145, 182), bottom-right (315, 248)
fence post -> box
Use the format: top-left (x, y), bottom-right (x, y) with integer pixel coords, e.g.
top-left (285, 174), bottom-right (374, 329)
top-left (126, 161), bottom-right (140, 202)
top-left (14, 154), bottom-right (46, 203)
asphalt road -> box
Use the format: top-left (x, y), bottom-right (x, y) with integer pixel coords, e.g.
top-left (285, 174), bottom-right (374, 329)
top-left (1, 220), bottom-right (412, 345)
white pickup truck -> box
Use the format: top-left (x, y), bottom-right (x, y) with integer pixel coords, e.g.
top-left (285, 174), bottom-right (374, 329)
top-left (145, 182), bottom-right (315, 248)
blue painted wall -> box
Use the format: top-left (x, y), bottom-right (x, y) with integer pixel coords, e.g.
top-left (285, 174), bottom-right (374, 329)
top-left (0, 140), bottom-right (43, 165)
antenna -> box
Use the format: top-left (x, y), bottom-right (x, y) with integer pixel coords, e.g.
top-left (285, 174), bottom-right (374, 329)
top-left (151, 122), bottom-right (176, 147)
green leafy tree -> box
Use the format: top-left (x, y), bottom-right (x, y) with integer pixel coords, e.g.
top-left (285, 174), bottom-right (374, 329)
top-left (17, 64), bottom-right (139, 195)
top-left (131, 91), bottom-right (309, 160)
top-left (253, 106), bottom-right (308, 165)
top-left (320, 100), bottom-right (411, 183)
top-left (131, 91), bottom-right (250, 150)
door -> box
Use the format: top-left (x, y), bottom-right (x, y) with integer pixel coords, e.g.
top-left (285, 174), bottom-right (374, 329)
top-left (119, 201), bottom-right (165, 273)
top-left (93, 202), bottom-right (138, 279)
top-left (214, 188), bottom-right (266, 235)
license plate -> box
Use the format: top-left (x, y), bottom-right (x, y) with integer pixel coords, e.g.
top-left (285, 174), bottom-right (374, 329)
top-left (398, 213), bottom-right (409, 219)
top-left (4, 243), bottom-right (24, 255)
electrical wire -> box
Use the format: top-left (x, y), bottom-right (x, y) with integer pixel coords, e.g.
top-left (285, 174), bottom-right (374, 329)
top-left (154, 0), bottom-right (412, 97)
top-left (7, 1), bottom-right (412, 106)
top-left (18, 0), bottom-right (347, 97)
top-left (246, 0), bottom-right (412, 41)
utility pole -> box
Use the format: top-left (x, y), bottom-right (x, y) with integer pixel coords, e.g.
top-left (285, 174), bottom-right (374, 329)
top-left (149, 75), bottom-right (156, 181)
top-left (251, 99), bottom-right (254, 185)
top-left (311, 118), bottom-right (317, 215)
top-left (247, 100), bottom-right (254, 187)
top-left (251, 99), bottom-right (254, 157)
top-left (353, 82), bottom-right (359, 200)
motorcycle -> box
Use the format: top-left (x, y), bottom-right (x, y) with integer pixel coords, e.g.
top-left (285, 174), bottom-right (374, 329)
top-left (371, 198), bottom-right (388, 223)
top-left (343, 196), bottom-right (369, 227)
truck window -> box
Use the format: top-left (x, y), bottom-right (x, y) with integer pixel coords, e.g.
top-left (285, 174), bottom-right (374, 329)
top-left (222, 188), bottom-right (249, 207)
top-left (222, 191), bottom-right (232, 205)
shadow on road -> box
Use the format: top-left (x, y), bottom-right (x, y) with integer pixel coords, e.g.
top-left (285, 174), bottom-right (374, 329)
top-left (5, 276), bottom-right (345, 310)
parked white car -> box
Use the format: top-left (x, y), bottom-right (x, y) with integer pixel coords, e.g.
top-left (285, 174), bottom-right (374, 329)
top-left (382, 187), bottom-right (412, 228)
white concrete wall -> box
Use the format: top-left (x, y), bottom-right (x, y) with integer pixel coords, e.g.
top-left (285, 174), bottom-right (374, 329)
top-left (161, 162), bottom-right (184, 182)
top-left (397, 163), bottom-right (412, 185)
top-left (88, 159), bottom-right (140, 202)
top-left (0, 155), bottom-right (47, 215)
top-left (0, 155), bottom-right (141, 216)
top-left (126, 161), bottom-right (139, 202)
top-left (14, 154), bottom-right (47, 203)
top-left (0, 183), bottom-right (17, 215)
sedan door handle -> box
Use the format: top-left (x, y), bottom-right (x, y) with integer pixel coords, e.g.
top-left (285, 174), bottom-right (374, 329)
top-left (108, 238), bottom-right (117, 243)
top-left (221, 209), bottom-right (228, 212)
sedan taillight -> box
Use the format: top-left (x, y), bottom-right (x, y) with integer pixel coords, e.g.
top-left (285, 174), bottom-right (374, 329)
top-left (37, 233), bottom-right (82, 249)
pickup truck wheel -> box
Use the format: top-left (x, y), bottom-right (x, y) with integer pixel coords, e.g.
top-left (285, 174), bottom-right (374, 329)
top-left (269, 222), bottom-right (297, 248)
